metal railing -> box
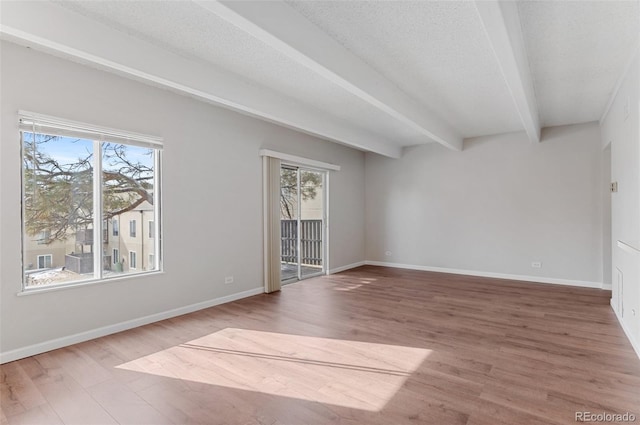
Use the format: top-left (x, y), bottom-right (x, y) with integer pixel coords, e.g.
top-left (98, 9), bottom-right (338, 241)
top-left (65, 253), bottom-right (112, 274)
top-left (281, 219), bottom-right (322, 266)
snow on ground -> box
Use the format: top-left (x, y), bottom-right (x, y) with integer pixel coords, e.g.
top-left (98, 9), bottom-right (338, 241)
top-left (26, 268), bottom-right (132, 286)
top-left (27, 268), bottom-right (86, 286)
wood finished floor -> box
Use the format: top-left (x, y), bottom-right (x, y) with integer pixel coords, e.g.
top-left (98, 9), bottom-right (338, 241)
top-left (2, 266), bottom-right (639, 425)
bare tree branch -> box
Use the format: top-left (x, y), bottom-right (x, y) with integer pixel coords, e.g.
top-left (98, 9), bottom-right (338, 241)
top-left (23, 135), bottom-right (154, 243)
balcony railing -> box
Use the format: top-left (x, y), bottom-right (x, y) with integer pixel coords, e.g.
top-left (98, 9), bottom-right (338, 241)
top-left (65, 253), bottom-right (112, 274)
top-left (281, 219), bottom-right (322, 266)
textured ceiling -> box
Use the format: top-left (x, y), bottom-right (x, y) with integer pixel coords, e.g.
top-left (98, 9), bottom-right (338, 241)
top-left (52, 0), bottom-right (639, 149)
top-left (55, 0), bottom-right (430, 146)
top-left (287, 0), bottom-right (524, 138)
top-left (518, 0), bottom-right (639, 127)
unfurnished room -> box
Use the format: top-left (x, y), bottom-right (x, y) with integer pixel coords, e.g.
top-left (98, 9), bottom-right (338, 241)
top-left (0, 1), bottom-right (639, 424)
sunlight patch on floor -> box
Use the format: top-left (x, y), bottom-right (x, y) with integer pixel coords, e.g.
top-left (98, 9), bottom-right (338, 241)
top-left (334, 283), bottom-right (363, 291)
top-left (331, 276), bottom-right (378, 291)
top-left (116, 328), bottom-right (431, 411)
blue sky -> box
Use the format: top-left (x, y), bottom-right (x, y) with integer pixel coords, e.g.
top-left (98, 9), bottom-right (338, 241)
top-left (24, 132), bottom-right (154, 170)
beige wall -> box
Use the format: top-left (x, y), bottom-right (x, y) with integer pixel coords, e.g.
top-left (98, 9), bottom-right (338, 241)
top-left (23, 244), bottom-right (66, 271)
top-left (300, 193), bottom-right (324, 220)
top-left (107, 209), bottom-right (156, 272)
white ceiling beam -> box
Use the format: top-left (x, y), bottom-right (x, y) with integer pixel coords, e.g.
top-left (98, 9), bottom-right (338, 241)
top-left (0, 1), bottom-right (402, 158)
top-left (474, 1), bottom-right (541, 143)
top-left (198, 0), bottom-right (463, 152)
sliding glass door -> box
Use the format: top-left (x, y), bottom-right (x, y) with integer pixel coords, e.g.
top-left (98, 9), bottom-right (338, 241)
top-left (280, 165), bottom-right (325, 283)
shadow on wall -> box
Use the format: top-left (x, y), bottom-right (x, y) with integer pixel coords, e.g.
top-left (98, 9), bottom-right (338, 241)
top-left (462, 130), bottom-right (529, 152)
top-left (460, 122), bottom-right (600, 152)
top-left (539, 123), bottom-right (600, 144)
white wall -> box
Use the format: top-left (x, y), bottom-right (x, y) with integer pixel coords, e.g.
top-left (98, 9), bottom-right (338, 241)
top-left (365, 122), bottom-right (604, 285)
top-left (0, 41), bottom-right (365, 358)
top-left (601, 48), bottom-right (640, 355)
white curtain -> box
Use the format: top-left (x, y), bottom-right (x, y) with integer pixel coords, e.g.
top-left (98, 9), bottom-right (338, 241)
top-left (263, 156), bottom-right (281, 293)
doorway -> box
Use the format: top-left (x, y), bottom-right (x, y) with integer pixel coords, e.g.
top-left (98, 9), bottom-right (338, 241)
top-left (280, 165), bottom-right (326, 283)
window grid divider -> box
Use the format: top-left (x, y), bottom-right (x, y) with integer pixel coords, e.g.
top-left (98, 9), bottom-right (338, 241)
top-left (93, 139), bottom-right (103, 280)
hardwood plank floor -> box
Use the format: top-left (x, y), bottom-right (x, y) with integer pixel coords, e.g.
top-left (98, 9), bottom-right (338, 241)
top-left (2, 266), bottom-right (639, 425)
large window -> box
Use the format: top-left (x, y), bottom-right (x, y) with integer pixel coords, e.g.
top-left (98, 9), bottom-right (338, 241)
top-left (20, 112), bottom-right (162, 289)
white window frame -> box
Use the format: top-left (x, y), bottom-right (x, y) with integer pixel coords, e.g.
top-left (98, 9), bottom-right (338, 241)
top-left (148, 253), bottom-right (154, 269)
top-left (19, 111), bottom-right (163, 292)
top-left (113, 249), bottom-right (119, 265)
top-left (112, 218), bottom-right (119, 236)
top-left (149, 220), bottom-right (154, 238)
top-left (129, 220), bottom-right (137, 238)
top-left (129, 251), bottom-right (137, 270)
top-left (37, 254), bottom-right (52, 269)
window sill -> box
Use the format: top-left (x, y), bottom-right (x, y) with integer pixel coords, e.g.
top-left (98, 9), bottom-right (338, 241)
top-left (17, 270), bottom-right (165, 296)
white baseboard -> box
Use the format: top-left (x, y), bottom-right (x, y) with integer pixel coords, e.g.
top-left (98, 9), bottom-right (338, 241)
top-left (365, 261), bottom-right (605, 289)
top-left (602, 283), bottom-right (613, 290)
top-left (328, 261), bottom-right (366, 274)
top-left (611, 299), bottom-right (640, 360)
top-left (0, 287), bottom-right (264, 364)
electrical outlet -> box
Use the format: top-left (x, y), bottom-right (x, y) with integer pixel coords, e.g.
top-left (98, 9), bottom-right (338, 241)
top-left (385, 251), bottom-right (392, 257)
top-left (531, 262), bottom-right (542, 269)
top-left (224, 276), bottom-right (234, 284)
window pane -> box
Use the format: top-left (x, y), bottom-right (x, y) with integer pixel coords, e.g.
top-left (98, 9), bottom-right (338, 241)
top-left (112, 218), bottom-right (119, 236)
top-left (102, 142), bottom-right (156, 276)
top-left (23, 132), bottom-right (95, 287)
top-left (280, 167), bottom-right (299, 282)
top-left (300, 170), bottom-right (324, 279)
top-left (37, 229), bottom-right (51, 245)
